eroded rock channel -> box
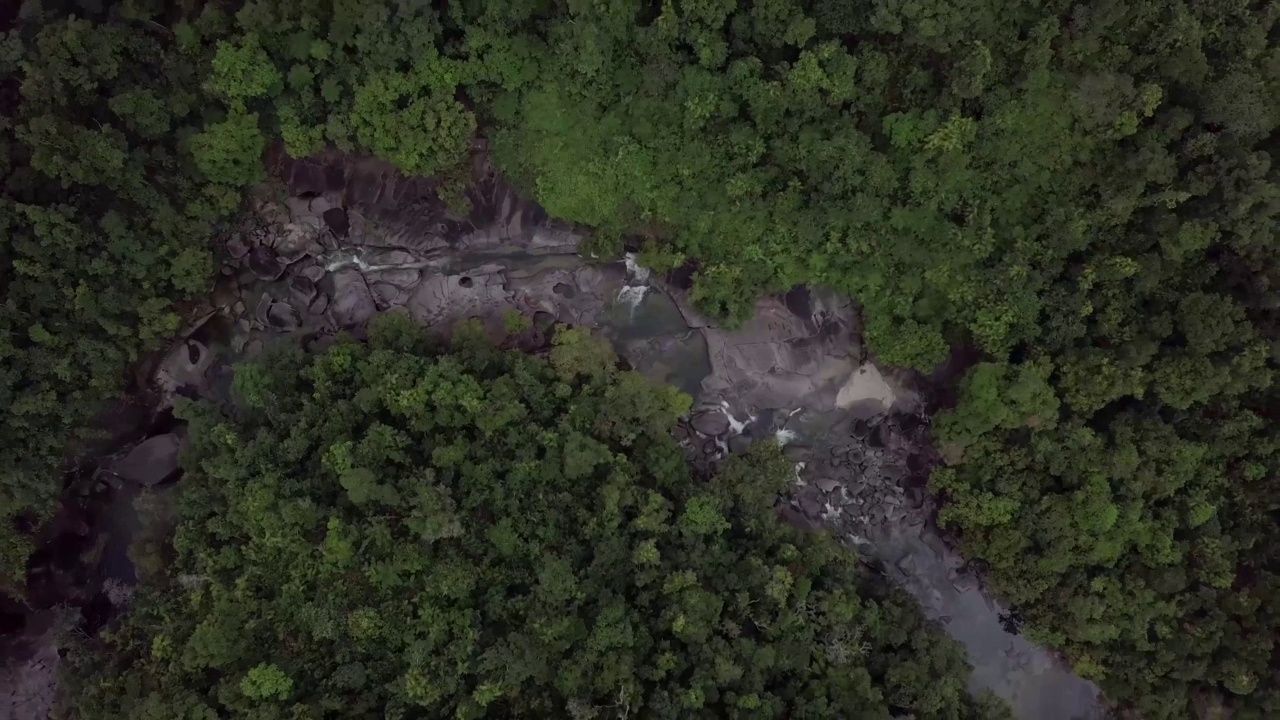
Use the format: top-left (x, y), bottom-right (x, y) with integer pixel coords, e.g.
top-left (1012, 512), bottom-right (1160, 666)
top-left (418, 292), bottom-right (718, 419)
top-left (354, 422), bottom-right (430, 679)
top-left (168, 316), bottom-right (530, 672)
top-left (7, 154), bottom-right (1104, 720)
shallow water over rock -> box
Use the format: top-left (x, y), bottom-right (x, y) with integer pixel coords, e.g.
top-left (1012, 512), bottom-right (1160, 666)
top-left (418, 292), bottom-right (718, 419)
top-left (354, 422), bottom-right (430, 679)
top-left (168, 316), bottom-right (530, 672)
top-left (141, 153), bottom-right (1106, 720)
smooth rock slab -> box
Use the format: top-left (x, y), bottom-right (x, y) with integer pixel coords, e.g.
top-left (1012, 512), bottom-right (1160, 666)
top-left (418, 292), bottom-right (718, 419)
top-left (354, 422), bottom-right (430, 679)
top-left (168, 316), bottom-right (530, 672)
top-left (246, 246), bottom-right (286, 281)
top-left (266, 301), bottom-right (302, 332)
top-left (112, 434), bottom-right (181, 486)
top-left (372, 283), bottom-right (412, 308)
top-left (309, 294), bottom-right (330, 315)
top-left (405, 272), bottom-right (510, 326)
top-left (698, 296), bottom-right (858, 411)
top-left (836, 363), bottom-right (898, 417)
top-left (372, 268), bottom-right (422, 290)
top-left (330, 270), bottom-right (376, 325)
top-left (299, 264), bottom-right (326, 283)
top-left (275, 220), bottom-right (322, 262)
top-left (226, 234), bottom-right (250, 260)
top-left (290, 275), bottom-right (318, 306)
top-left (951, 571), bottom-right (980, 594)
top-left (323, 207), bottom-right (350, 237)
top-left (690, 409), bottom-right (730, 436)
top-left (154, 338), bottom-right (213, 409)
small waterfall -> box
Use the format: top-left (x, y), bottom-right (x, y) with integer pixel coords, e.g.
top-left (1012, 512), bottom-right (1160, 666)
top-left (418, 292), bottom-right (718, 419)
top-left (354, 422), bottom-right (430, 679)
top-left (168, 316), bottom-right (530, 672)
top-left (719, 400), bottom-right (753, 435)
top-left (321, 247), bottom-right (429, 273)
top-left (792, 461), bottom-right (807, 486)
top-left (623, 252), bottom-right (651, 283)
top-left (615, 252), bottom-right (652, 315)
top-left (615, 284), bottom-right (648, 314)
top-left (322, 249), bottom-right (363, 272)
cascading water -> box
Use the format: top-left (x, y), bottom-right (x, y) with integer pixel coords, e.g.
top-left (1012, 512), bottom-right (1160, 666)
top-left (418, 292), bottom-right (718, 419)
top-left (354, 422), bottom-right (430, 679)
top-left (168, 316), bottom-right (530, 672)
top-left (615, 252), bottom-right (651, 316)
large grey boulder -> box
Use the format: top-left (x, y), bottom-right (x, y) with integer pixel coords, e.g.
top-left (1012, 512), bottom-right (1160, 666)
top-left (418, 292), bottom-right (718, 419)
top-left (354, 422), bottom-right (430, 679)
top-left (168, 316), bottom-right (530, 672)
top-left (112, 434), bottom-right (182, 486)
top-left (697, 295), bottom-right (860, 411)
top-left (330, 270), bottom-right (377, 326)
top-left (246, 246), bottom-right (286, 281)
top-left (266, 301), bottom-right (302, 332)
top-left (689, 409), bottom-right (730, 436)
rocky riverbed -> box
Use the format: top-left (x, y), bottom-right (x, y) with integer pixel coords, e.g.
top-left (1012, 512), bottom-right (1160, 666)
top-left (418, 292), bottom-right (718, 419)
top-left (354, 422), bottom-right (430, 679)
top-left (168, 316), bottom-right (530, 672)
top-left (2, 151), bottom-right (1105, 720)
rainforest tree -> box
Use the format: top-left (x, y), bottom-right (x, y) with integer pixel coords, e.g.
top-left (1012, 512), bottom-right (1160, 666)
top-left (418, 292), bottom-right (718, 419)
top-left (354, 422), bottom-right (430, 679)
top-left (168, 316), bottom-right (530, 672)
top-left (62, 316), bottom-right (1006, 720)
top-left (0, 5), bottom-right (227, 585)
top-left (473, 3), bottom-right (1280, 715)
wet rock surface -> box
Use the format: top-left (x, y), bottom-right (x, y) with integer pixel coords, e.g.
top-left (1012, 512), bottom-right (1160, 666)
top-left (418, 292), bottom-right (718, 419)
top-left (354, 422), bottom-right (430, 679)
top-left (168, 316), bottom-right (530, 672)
top-left (108, 433), bottom-right (182, 487)
top-left (0, 609), bottom-right (66, 720)
top-left (2, 473), bottom-right (144, 720)
top-left (784, 412), bottom-right (1102, 720)
top-left (16, 151), bottom-right (1101, 720)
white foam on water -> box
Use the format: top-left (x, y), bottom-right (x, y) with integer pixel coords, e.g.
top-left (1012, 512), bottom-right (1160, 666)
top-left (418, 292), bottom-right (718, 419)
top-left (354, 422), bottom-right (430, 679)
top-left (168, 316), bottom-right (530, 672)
top-left (844, 533), bottom-right (872, 548)
top-left (616, 284), bottom-right (648, 315)
top-left (322, 250), bottom-right (359, 272)
top-left (775, 428), bottom-right (798, 445)
top-left (614, 253), bottom-right (654, 316)
top-left (623, 252), bottom-right (651, 283)
top-left (323, 249), bottom-right (414, 274)
top-left (792, 461), bottom-right (807, 486)
top-left (719, 400), bottom-right (753, 435)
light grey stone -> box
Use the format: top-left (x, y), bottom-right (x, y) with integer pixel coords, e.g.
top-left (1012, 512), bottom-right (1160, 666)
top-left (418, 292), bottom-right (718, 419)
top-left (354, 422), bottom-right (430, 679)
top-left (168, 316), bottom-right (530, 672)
top-left (331, 270), bottom-right (376, 326)
top-left (816, 477), bottom-right (841, 493)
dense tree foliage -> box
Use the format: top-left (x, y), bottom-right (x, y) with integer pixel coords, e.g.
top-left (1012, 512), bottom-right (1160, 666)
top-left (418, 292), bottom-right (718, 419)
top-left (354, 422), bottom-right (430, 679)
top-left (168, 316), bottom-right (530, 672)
top-left (0, 3), bottom-right (228, 584)
top-left (0, 0), bottom-right (481, 588)
top-left (63, 317), bottom-right (1006, 720)
top-left (3, 1), bottom-right (1276, 716)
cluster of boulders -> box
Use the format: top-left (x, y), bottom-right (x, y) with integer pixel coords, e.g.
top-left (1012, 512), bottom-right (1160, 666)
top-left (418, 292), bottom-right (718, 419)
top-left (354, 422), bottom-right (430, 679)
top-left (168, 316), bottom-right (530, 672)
top-left (793, 414), bottom-right (930, 533)
top-left (202, 155), bottom-right (630, 367)
top-left (680, 406), bottom-right (930, 530)
top-left (216, 193), bottom-right (377, 353)
top-left (674, 382), bottom-right (985, 599)
top-left (792, 411), bottom-right (985, 596)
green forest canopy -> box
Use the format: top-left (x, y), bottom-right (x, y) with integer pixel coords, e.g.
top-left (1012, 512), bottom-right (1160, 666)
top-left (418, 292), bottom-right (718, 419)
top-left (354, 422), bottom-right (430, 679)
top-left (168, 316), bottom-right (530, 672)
top-left (1, 1), bottom-right (1276, 718)
top-left (62, 317), bottom-right (1007, 720)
